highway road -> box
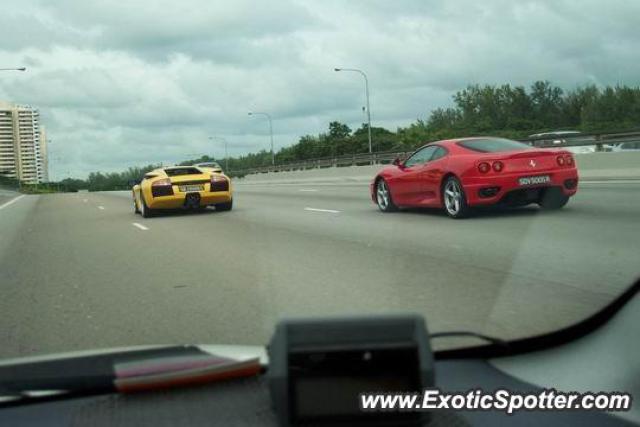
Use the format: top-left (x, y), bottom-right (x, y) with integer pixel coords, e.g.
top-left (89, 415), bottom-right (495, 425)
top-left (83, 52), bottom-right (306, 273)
top-left (0, 189), bottom-right (20, 208)
top-left (1, 182), bottom-right (639, 359)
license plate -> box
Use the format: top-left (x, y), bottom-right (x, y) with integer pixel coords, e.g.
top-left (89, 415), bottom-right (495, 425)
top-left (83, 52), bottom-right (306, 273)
top-left (518, 175), bottom-right (551, 186)
top-left (179, 185), bottom-right (203, 192)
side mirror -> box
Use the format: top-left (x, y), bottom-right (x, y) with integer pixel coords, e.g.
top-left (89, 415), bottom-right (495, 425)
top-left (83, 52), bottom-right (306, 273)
top-left (392, 157), bottom-right (404, 167)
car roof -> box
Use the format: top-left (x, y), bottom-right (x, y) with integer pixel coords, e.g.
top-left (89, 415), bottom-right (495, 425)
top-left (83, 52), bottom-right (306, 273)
top-left (410, 139), bottom-right (465, 154)
top-left (164, 165), bottom-right (201, 169)
top-left (416, 136), bottom-right (533, 153)
top-left (421, 137), bottom-right (492, 147)
top-left (145, 166), bottom-right (204, 176)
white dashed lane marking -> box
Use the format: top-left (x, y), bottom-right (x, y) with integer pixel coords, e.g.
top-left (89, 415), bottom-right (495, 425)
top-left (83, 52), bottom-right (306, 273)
top-left (304, 207), bottom-right (341, 214)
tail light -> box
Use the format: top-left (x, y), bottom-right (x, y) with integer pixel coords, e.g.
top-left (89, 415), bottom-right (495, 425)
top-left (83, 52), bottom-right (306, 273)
top-left (152, 178), bottom-right (172, 187)
top-left (478, 162), bottom-right (490, 173)
top-left (492, 161), bottom-right (504, 172)
top-left (151, 178), bottom-right (173, 197)
top-left (566, 155), bottom-right (574, 166)
top-left (210, 175), bottom-right (229, 192)
top-left (556, 155), bottom-right (565, 166)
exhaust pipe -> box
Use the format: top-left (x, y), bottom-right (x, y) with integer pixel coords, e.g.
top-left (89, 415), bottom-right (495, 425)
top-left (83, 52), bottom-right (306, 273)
top-left (184, 193), bottom-right (201, 209)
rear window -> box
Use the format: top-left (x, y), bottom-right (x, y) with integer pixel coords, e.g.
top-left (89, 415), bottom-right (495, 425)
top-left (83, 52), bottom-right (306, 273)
top-left (164, 167), bottom-right (201, 176)
top-left (457, 138), bottom-right (531, 153)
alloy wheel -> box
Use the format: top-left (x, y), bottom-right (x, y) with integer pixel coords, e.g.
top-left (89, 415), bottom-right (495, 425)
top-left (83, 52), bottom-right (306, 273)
top-left (444, 179), bottom-right (462, 216)
top-left (376, 180), bottom-right (390, 210)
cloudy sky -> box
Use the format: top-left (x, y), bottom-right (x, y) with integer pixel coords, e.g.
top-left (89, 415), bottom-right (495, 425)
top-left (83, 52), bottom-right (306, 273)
top-left (1, 0), bottom-right (639, 179)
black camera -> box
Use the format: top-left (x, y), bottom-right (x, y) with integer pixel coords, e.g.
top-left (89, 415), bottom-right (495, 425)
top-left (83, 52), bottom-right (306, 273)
top-left (268, 315), bottom-right (434, 427)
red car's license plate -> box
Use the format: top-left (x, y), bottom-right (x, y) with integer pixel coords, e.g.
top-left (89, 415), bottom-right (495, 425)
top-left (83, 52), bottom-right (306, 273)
top-left (518, 175), bottom-right (551, 186)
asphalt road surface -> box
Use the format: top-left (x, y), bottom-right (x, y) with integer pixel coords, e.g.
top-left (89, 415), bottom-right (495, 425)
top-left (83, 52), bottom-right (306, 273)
top-left (1, 182), bottom-right (639, 358)
top-left (0, 190), bottom-right (20, 208)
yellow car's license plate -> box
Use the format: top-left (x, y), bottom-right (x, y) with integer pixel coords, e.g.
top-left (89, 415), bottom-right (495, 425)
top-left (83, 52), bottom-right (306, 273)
top-left (179, 185), bottom-right (204, 192)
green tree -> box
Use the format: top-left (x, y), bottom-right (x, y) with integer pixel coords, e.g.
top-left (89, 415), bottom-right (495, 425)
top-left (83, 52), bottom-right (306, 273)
top-left (530, 80), bottom-right (564, 128)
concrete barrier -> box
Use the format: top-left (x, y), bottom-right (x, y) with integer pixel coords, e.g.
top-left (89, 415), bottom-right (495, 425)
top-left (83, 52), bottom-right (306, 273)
top-left (237, 152), bottom-right (640, 184)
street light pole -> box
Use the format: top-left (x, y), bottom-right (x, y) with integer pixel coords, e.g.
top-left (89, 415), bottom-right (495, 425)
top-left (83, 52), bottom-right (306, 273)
top-left (334, 68), bottom-right (372, 154)
top-left (248, 112), bottom-right (275, 166)
top-left (209, 136), bottom-right (229, 171)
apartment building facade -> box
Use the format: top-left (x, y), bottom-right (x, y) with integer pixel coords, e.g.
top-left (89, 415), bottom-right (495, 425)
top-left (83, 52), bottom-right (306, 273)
top-left (0, 100), bottom-right (48, 184)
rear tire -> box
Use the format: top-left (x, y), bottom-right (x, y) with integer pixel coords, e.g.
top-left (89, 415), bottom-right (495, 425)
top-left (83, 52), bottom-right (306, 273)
top-left (140, 192), bottom-right (155, 218)
top-left (442, 176), bottom-right (471, 219)
top-left (539, 187), bottom-right (569, 210)
top-left (215, 199), bottom-right (233, 211)
top-left (133, 194), bottom-right (140, 214)
top-left (375, 178), bottom-right (398, 212)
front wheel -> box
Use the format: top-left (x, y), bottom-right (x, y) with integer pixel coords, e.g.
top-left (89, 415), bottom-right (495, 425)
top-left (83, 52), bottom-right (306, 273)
top-left (442, 176), bottom-right (470, 219)
top-left (539, 188), bottom-right (569, 210)
top-left (375, 178), bottom-right (398, 212)
top-left (215, 199), bottom-right (233, 211)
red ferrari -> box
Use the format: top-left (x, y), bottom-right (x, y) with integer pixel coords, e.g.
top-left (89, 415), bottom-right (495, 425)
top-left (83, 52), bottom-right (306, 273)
top-left (370, 137), bottom-right (579, 218)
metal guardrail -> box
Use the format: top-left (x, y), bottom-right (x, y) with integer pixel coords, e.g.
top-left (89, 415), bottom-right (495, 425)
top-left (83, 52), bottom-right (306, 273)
top-left (525, 131), bottom-right (640, 148)
top-left (234, 151), bottom-right (410, 175)
top-left (234, 131), bottom-right (640, 176)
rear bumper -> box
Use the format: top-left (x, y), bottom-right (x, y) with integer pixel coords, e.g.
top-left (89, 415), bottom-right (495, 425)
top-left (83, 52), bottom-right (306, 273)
top-left (147, 189), bottom-right (232, 209)
top-left (463, 169), bottom-right (578, 206)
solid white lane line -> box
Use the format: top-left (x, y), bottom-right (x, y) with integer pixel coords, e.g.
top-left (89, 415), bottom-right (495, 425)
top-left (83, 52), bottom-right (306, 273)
top-left (298, 189), bottom-right (318, 192)
top-left (304, 207), bottom-right (340, 214)
top-left (132, 222), bottom-right (149, 230)
top-left (0, 195), bottom-right (25, 210)
top-left (98, 206), bottom-right (105, 210)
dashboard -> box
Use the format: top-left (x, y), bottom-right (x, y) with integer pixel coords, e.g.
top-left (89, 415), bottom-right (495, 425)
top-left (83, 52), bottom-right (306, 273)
top-left (1, 283), bottom-right (637, 427)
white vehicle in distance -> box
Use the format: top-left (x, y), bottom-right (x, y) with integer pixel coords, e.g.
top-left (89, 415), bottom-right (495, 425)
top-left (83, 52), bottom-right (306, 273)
top-left (195, 162), bottom-right (223, 173)
top-left (529, 130), bottom-right (582, 145)
top-left (528, 130), bottom-right (598, 154)
top-left (611, 141), bottom-right (640, 152)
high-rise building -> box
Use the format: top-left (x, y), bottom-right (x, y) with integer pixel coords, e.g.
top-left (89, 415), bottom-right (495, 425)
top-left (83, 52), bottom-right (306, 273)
top-left (0, 100), bottom-right (48, 184)
top-left (39, 126), bottom-right (49, 182)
